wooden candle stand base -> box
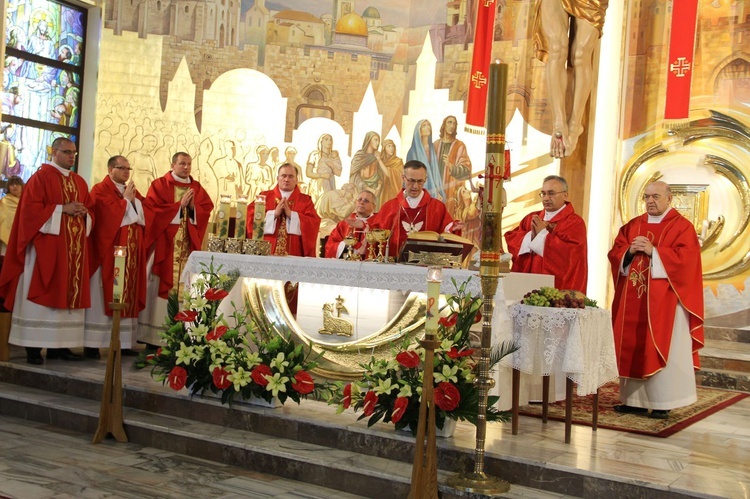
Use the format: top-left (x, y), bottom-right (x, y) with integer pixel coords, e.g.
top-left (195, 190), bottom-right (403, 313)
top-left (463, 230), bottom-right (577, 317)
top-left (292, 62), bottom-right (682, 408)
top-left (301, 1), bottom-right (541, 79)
top-left (93, 302), bottom-right (128, 444)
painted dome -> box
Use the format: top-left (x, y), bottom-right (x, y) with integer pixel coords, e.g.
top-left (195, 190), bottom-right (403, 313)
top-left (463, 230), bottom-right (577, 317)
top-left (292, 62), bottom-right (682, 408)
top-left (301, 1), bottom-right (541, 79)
top-left (335, 13), bottom-right (368, 36)
top-left (362, 7), bottom-right (381, 19)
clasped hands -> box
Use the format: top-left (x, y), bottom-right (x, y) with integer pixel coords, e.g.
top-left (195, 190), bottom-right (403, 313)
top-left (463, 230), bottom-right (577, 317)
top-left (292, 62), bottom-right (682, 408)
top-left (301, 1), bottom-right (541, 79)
top-left (274, 198), bottom-right (292, 218)
top-left (62, 201), bottom-right (87, 217)
top-left (530, 215), bottom-right (549, 237)
top-left (180, 188), bottom-right (195, 209)
top-left (628, 236), bottom-right (654, 256)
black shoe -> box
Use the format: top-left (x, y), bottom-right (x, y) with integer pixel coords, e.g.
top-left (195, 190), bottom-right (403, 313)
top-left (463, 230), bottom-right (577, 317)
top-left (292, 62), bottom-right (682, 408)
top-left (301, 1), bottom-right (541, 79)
top-left (613, 404), bottom-right (648, 414)
top-left (46, 348), bottom-right (84, 361)
top-left (121, 348), bottom-right (140, 356)
top-left (26, 347), bottom-right (43, 365)
top-left (84, 347), bottom-right (101, 359)
top-left (650, 409), bottom-right (670, 419)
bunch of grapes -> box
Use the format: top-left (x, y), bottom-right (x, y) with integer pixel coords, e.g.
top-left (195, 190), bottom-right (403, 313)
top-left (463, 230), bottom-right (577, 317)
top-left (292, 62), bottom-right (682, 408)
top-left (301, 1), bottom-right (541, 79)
top-left (522, 287), bottom-right (564, 307)
top-left (521, 287), bottom-right (590, 309)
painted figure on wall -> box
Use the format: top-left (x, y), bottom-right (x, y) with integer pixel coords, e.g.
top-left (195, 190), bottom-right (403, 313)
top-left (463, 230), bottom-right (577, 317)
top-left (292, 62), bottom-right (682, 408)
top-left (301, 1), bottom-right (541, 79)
top-left (350, 131), bottom-right (387, 209)
top-left (306, 133), bottom-right (342, 204)
top-left (534, 0), bottom-right (609, 158)
top-left (453, 185), bottom-right (481, 250)
top-left (380, 138), bottom-right (404, 204)
top-left (434, 115), bottom-right (471, 217)
top-left (406, 120), bottom-right (442, 202)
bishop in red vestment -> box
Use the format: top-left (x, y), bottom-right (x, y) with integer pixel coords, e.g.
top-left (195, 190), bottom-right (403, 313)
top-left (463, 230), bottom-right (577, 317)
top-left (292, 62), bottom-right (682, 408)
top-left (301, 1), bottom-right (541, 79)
top-left (325, 190), bottom-right (377, 259)
top-left (608, 181), bottom-right (704, 418)
top-left (247, 163), bottom-right (320, 258)
top-left (504, 176), bottom-right (588, 293)
top-left (366, 160), bottom-right (456, 260)
top-left (138, 152), bottom-right (213, 345)
top-left (0, 138), bottom-right (92, 363)
top-left (85, 156), bottom-right (148, 352)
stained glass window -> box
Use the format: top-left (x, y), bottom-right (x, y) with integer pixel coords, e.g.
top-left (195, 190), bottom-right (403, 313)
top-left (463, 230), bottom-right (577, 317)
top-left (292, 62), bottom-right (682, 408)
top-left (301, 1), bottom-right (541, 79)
top-left (2, 0), bottom-right (86, 180)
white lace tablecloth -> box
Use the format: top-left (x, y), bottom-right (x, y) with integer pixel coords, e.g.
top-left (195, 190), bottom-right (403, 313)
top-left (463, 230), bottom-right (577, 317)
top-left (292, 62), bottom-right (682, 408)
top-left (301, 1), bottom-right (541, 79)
top-left (501, 303), bottom-right (618, 396)
top-left (183, 251), bottom-right (483, 295)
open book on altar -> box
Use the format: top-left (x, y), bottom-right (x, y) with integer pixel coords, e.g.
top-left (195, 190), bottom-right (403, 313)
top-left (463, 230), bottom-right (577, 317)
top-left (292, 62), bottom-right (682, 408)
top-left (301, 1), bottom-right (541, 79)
top-left (398, 231), bottom-right (476, 263)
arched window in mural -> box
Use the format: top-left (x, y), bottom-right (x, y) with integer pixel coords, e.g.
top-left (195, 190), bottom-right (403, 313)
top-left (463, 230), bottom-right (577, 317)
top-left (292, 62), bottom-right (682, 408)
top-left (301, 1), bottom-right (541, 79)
top-left (2, 0), bottom-right (86, 180)
top-left (295, 86), bottom-right (333, 127)
top-left (715, 58), bottom-right (750, 104)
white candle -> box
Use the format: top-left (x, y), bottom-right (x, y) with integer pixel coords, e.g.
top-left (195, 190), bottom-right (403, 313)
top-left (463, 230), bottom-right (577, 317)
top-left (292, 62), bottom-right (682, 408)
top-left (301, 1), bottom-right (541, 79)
top-left (113, 246), bottom-right (127, 303)
top-left (253, 195), bottom-right (266, 240)
top-left (425, 266), bottom-right (443, 337)
top-left (217, 195), bottom-right (231, 239)
top-left (236, 197), bottom-right (248, 240)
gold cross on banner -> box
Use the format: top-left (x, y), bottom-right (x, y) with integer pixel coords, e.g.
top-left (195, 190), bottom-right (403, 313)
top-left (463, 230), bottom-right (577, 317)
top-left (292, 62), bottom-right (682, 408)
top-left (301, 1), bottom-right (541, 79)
top-left (471, 71), bottom-right (487, 89)
top-left (670, 57), bottom-right (691, 78)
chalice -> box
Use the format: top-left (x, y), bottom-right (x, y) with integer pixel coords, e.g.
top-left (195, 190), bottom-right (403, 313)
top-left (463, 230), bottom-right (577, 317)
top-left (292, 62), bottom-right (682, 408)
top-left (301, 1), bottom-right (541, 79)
top-left (372, 229), bottom-right (389, 262)
top-left (379, 229), bottom-right (392, 263)
top-left (365, 231), bottom-right (378, 261)
top-left (343, 234), bottom-right (358, 261)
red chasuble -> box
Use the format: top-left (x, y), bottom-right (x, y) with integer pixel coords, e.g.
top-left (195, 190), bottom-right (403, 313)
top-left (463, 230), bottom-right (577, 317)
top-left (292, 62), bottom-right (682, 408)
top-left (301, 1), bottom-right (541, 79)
top-left (89, 175), bottom-right (148, 318)
top-left (247, 186), bottom-right (321, 258)
top-left (144, 172), bottom-right (213, 299)
top-left (370, 190), bottom-right (454, 259)
top-left (0, 164), bottom-right (92, 310)
top-left (324, 213), bottom-right (377, 259)
top-left (504, 202), bottom-right (588, 293)
top-left (608, 209), bottom-right (704, 379)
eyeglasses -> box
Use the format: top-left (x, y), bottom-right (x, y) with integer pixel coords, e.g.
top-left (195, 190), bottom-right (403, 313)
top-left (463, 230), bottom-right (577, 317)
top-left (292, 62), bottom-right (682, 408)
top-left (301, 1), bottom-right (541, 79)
top-left (55, 149), bottom-right (77, 156)
top-left (642, 194), bottom-right (663, 201)
top-left (539, 190), bottom-right (566, 198)
top-left (113, 166), bottom-right (132, 171)
top-left (404, 177), bottom-right (426, 186)
top-left (356, 197), bottom-right (373, 203)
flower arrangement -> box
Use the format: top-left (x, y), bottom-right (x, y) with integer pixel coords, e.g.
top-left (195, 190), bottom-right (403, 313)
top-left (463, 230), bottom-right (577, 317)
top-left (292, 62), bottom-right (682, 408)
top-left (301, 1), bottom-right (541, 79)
top-left (137, 260), bottom-right (322, 405)
top-left (327, 278), bottom-right (516, 435)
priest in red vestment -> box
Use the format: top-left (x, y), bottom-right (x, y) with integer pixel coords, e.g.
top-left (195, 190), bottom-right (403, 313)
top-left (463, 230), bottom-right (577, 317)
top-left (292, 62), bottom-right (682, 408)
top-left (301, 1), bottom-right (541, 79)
top-left (246, 163), bottom-right (321, 258)
top-left (138, 152), bottom-right (213, 346)
top-left (0, 138), bottom-right (92, 364)
top-left (325, 190), bottom-right (377, 259)
top-left (608, 181), bottom-right (704, 419)
top-left (364, 160), bottom-right (457, 260)
top-left (504, 175), bottom-right (588, 293)
top-left (85, 156), bottom-right (148, 356)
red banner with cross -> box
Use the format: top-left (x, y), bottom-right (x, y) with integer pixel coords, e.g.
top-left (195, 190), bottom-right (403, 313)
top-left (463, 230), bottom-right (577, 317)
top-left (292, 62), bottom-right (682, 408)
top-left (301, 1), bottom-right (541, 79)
top-left (664, 0), bottom-right (699, 127)
top-left (464, 0), bottom-right (496, 135)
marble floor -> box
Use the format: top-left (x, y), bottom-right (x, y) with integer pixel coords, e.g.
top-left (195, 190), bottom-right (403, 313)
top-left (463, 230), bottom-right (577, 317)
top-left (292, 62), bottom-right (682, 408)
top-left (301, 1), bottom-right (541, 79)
top-left (2, 346), bottom-right (750, 499)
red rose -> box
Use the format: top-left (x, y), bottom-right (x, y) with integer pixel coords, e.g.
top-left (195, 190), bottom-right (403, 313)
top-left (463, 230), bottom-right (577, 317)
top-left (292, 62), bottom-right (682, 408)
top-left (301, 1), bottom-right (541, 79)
top-left (205, 288), bottom-right (229, 301)
top-left (145, 354), bottom-right (155, 362)
top-left (174, 310), bottom-right (199, 322)
top-left (363, 391), bottom-right (378, 416)
top-left (434, 382), bottom-right (460, 411)
top-left (212, 367), bottom-right (232, 390)
top-left (396, 350), bottom-right (420, 369)
top-left (291, 371), bottom-right (315, 394)
top-left (439, 313), bottom-right (458, 328)
top-left (156, 348), bottom-right (162, 356)
top-left (206, 325), bottom-right (228, 341)
top-left (447, 347), bottom-right (474, 359)
top-left (342, 383), bottom-right (353, 409)
top-left (474, 310), bottom-right (482, 323)
top-left (168, 366), bottom-right (188, 391)
top-left (391, 396), bottom-right (410, 423)
top-left (251, 364), bottom-right (272, 386)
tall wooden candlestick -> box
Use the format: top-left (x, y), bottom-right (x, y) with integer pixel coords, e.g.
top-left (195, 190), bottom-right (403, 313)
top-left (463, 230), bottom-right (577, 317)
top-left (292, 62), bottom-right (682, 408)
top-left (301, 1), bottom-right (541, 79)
top-left (447, 61), bottom-right (511, 494)
top-left (408, 267), bottom-right (442, 499)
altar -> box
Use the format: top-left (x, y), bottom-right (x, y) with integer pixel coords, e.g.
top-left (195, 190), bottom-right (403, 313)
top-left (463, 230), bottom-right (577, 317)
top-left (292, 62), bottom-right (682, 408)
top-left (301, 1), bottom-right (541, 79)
top-left (183, 252), bottom-right (552, 382)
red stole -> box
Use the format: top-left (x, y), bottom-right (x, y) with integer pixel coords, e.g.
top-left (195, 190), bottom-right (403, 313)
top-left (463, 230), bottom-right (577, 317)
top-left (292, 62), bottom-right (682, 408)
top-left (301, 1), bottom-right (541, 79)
top-left (0, 164), bottom-right (92, 310)
top-left (247, 186), bottom-right (321, 258)
top-left (609, 210), bottom-right (704, 379)
top-left (89, 175), bottom-right (147, 318)
top-left (324, 213), bottom-right (376, 259)
top-left (144, 172), bottom-right (214, 298)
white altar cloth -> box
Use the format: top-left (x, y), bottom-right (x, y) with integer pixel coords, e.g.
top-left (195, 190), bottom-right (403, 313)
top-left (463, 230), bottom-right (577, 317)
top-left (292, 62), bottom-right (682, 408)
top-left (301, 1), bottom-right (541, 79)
top-left (183, 252), bottom-right (484, 296)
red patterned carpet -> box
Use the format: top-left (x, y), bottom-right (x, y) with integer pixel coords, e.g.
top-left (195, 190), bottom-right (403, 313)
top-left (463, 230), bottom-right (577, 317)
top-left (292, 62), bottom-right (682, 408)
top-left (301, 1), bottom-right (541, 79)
top-left (518, 381), bottom-right (748, 437)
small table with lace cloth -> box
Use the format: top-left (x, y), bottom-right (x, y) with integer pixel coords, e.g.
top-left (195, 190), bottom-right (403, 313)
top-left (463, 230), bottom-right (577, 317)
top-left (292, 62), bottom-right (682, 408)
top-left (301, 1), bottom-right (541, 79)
top-left (500, 303), bottom-right (619, 443)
